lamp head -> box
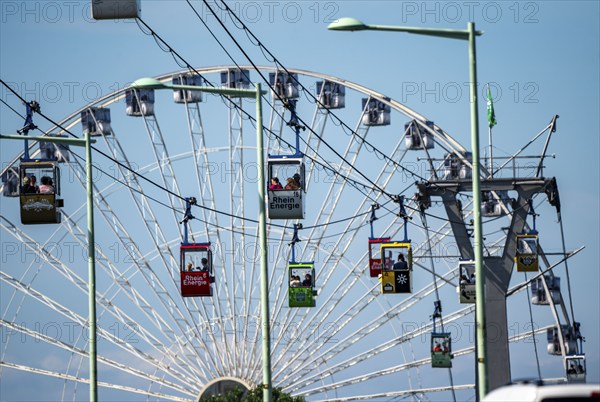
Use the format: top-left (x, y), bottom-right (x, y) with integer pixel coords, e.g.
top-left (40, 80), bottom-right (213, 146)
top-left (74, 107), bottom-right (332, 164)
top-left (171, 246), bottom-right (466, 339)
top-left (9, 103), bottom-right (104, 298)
top-left (327, 17), bottom-right (368, 31)
top-left (130, 77), bottom-right (168, 90)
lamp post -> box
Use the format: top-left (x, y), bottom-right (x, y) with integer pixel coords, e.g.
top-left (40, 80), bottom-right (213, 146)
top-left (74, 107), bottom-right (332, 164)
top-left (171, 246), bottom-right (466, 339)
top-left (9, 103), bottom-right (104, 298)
top-left (130, 78), bottom-right (272, 402)
top-left (1, 133), bottom-right (98, 401)
top-left (328, 18), bottom-right (487, 399)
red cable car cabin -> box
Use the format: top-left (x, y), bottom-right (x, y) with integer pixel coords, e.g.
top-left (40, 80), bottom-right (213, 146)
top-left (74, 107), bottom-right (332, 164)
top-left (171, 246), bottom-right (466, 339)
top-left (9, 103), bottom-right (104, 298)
top-left (180, 243), bottom-right (214, 297)
top-left (368, 237), bottom-right (390, 277)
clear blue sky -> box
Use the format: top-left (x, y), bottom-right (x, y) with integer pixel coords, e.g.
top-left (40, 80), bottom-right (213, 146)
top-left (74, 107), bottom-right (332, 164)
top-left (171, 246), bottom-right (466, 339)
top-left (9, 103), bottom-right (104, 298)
top-left (1, 1), bottom-right (599, 400)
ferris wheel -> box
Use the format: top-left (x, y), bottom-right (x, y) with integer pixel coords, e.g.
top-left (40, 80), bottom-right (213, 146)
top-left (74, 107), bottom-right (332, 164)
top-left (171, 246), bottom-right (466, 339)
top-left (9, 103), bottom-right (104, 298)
top-left (0, 66), bottom-right (584, 401)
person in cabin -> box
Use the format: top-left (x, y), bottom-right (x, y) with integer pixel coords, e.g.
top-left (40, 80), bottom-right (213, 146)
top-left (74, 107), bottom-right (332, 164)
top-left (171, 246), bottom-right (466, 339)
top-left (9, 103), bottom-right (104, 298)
top-left (302, 273), bottom-right (312, 287)
top-left (200, 258), bottom-right (210, 272)
top-left (269, 177), bottom-right (283, 190)
top-left (393, 253), bottom-right (408, 270)
top-left (284, 177), bottom-right (300, 190)
top-left (290, 275), bottom-right (301, 288)
top-left (39, 176), bottom-right (54, 194)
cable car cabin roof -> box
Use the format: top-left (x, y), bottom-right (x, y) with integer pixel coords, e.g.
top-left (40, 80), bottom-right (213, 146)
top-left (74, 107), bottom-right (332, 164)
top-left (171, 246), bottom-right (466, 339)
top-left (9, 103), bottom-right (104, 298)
top-left (181, 242), bottom-right (211, 250)
top-left (381, 241), bottom-right (412, 248)
top-left (19, 160), bottom-right (59, 169)
top-left (289, 262), bottom-right (314, 268)
top-left (368, 237), bottom-right (391, 243)
top-left (267, 154), bottom-right (303, 163)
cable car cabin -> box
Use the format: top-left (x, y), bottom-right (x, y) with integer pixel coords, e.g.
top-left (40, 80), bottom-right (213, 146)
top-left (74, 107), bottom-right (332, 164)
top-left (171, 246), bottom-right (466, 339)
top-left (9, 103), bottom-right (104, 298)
top-left (405, 120), bottom-right (435, 150)
top-left (442, 152), bottom-right (472, 180)
top-left (92, 0), bottom-right (140, 20)
top-left (125, 89), bottom-right (155, 117)
top-left (19, 161), bottom-right (63, 224)
top-left (431, 333), bottom-right (453, 368)
top-left (531, 275), bottom-right (561, 305)
top-left (566, 355), bottom-right (586, 383)
top-left (316, 81), bottom-right (345, 109)
top-left (380, 242), bottom-right (412, 294)
top-left (368, 237), bottom-right (391, 277)
top-left (547, 325), bottom-right (578, 356)
top-left (220, 69), bottom-right (250, 89)
top-left (515, 233), bottom-right (539, 272)
top-left (458, 260), bottom-right (476, 304)
top-left (39, 136), bottom-right (70, 162)
top-left (288, 262), bottom-right (316, 308)
top-left (269, 71), bottom-right (299, 100)
top-left (361, 98), bottom-right (391, 126)
top-left (172, 74), bottom-right (203, 104)
top-left (2, 166), bottom-right (20, 197)
top-left (81, 107), bottom-right (112, 136)
top-left (481, 190), bottom-right (508, 217)
top-left (267, 156), bottom-right (305, 220)
top-left (180, 243), bottom-right (214, 297)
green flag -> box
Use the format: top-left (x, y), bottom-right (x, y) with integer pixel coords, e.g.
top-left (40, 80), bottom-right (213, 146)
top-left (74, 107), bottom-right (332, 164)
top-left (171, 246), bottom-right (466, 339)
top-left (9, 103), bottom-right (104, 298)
top-left (487, 86), bottom-right (497, 128)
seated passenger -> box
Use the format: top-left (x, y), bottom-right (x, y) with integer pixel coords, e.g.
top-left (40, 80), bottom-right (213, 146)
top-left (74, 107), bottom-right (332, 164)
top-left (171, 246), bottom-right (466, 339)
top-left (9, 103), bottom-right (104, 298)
top-left (284, 177), bottom-right (300, 190)
top-left (39, 176), bottom-right (54, 194)
top-left (200, 258), bottom-right (210, 272)
top-left (393, 253), bottom-right (408, 270)
top-left (302, 273), bottom-right (312, 287)
top-left (290, 275), bottom-right (301, 287)
top-left (269, 177), bottom-right (283, 190)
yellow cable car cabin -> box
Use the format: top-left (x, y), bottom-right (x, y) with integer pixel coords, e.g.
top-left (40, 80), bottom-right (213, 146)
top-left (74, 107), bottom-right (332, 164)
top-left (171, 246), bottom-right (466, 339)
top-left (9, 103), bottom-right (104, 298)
top-left (380, 242), bottom-right (412, 294)
top-left (267, 156), bottom-right (305, 220)
top-left (431, 332), bottom-right (453, 368)
top-left (19, 161), bottom-right (63, 224)
top-left (458, 260), bottom-right (476, 304)
top-left (368, 237), bottom-right (390, 278)
top-left (288, 262), bottom-right (316, 308)
top-left (515, 233), bottom-right (539, 272)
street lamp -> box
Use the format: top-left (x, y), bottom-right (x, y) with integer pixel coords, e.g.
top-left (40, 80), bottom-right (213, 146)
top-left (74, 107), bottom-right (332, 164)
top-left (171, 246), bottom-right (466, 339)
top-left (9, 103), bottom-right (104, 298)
top-left (0, 132), bottom-right (98, 401)
top-left (328, 18), bottom-right (488, 399)
top-left (130, 78), bottom-right (273, 402)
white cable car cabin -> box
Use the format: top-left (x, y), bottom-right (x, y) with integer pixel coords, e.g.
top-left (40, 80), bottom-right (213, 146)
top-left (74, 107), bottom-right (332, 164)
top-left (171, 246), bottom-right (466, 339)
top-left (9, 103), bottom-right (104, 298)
top-left (267, 156), bottom-right (305, 220)
top-left (316, 80), bottom-right (345, 109)
top-left (566, 355), bottom-right (586, 383)
top-left (515, 233), bottom-right (539, 272)
top-left (172, 74), bottom-right (203, 104)
top-left (81, 107), bottom-right (112, 136)
top-left (431, 332), bottom-right (453, 368)
top-left (288, 262), bottom-right (316, 308)
top-left (547, 325), bottom-right (578, 356)
top-left (405, 120), bottom-right (435, 150)
top-left (2, 166), bottom-right (20, 197)
top-left (269, 71), bottom-right (299, 100)
top-left (380, 242), bottom-right (412, 294)
top-left (481, 190), bottom-right (508, 217)
top-left (531, 275), bottom-right (561, 305)
top-left (442, 152), bottom-right (472, 180)
top-left (368, 237), bottom-right (391, 278)
top-left (458, 260), bottom-right (476, 304)
top-left (125, 89), bottom-right (155, 116)
top-left (361, 98), bottom-right (391, 126)
top-left (221, 69), bottom-right (250, 89)
top-left (180, 242), bottom-right (214, 297)
top-left (19, 161), bottom-right (63, 224)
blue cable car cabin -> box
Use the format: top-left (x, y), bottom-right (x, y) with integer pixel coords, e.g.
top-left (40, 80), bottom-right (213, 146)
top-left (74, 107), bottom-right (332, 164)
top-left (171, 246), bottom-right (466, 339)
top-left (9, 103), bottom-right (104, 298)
top-left (172, 74), bottom-right (203, 104)
top-left (361, 98), bottom-right (391, 126)
top-left (39, 136), bottom-right (70, 162)
top-left (458, 260), bottom-right (476, 304)
top-left (531, 275), bottom-right (561, 305)
top-left (380, 242), bottom-right (412, 294)
top-left (515, 233), bottom-right (539, 272)
top-left (269, 71), bottom-right (300, 100)
top-left (566, 355), bottom-right (586, 383)
top-left (180, 243), bottom-right (214, 297)
top-left (288, 262), bottom-right (316, 308)
top-left (2, 166), bottom-right (20, 197)
top-left (316, 80), bottom-right (345, 109)
top-left (81, 107), bottom-right (112, 136)
top-left (267, 156), bottom-right (305, 220)
top-left (431, 332), bottom-right (453, 368)
top-left (19, 161), bottom-right (63, 224)
top-left (405, 120), bottom-right (435, 150)
top-left (125, 88), bottom-right (155, 117)
top-left (368, 237), bottom-right (390, 278)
